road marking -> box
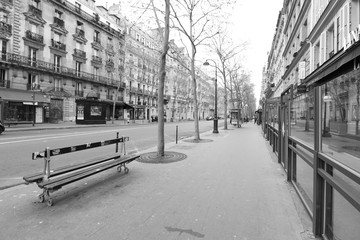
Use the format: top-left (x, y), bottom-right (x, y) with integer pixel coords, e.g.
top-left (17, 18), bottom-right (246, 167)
top-left (0, 128), bottom-right (140, 145)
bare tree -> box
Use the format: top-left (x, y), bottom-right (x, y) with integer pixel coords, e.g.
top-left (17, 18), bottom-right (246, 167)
top-left (150, 0), bottom-right (171, 156)
top-left (168, 0), bottom-right (234, 140)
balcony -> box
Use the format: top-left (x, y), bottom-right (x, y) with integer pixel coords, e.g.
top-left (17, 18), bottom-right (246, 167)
top-left (105, 59), bottom-right (114, 68)
top-left (1, 52), bottom-right (122, 88)
top-left (74, 48), bottom-right (86, 58)
top-left (29, 5), bottom-right (42, 18)
top-left (0, 79), bottom-right (10, 88)
top-left (25, 30), bottom-right (43, 43)
top-left (0, 21), bottom-right (12, 36)
top-left (118, 96), bottom-right (124, 101)
top-left (143, 101), bottom-right (147, 106)
top-left (75, 90), bottom-right (84, 97)
top-left (92, 55), bottom-right (102, 63)
top-left (51, 39), bottom-right (66, 51)
top-left (75, 28), bottom-right (85, 37)
top-left (129, 100), bottom-right (134, 104)
top-left (106, 94), bottom-right (113, 100)
top-left (53, 17), bottom-right (64, 28)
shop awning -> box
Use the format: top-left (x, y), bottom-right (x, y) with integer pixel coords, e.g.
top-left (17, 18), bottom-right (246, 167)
top-left (0, 88), bottom-right (50, 104)
top-left (103, 99), bottom-right (134, 109)
top-left (305, 41), bottom-right (360, 87)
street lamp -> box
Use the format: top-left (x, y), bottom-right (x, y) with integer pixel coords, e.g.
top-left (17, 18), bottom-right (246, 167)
top-left (203, 59), bottom-right (218, 133)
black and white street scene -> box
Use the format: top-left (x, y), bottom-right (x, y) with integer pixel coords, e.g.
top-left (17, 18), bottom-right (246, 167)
top-left (0, 0), bottom-right (360, 239)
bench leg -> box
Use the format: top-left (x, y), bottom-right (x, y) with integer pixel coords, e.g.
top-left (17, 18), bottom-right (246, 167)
top-left (38, 189), bottom-right (53, 206)
top-left (116, 163), bottom-right (129, 174)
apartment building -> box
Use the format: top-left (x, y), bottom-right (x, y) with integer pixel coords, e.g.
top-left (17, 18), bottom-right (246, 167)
top-left (263, 0), bottom-right (360, 239)
top-left (0, 0), bottom-right (129, 124)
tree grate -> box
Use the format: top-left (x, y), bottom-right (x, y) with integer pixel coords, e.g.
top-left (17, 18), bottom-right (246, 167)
top-left (137, 151), bottom-right (187, 164)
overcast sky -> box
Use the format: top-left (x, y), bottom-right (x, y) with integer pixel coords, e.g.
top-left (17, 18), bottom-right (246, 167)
top-left (99, 0), bottom-right (284, 104)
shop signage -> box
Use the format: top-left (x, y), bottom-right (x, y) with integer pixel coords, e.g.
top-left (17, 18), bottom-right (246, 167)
top-left (297, 85), bottom-right (307, 94)
top-left (344, 25), bottom-right (360, 50)
top-left (23, 102), bottom-right (38, 105)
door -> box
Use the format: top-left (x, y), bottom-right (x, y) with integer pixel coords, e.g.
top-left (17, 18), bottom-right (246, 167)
top-left (35, 107), bottom-right (43, 123)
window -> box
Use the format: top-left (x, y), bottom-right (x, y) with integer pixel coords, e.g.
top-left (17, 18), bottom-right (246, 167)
top-left (54, 78), bottom-right (61, 91)
top-left (55, 9), bottom-right (62, 18)
top-left (1, 39), bottom-right (7, 60)
top-left (136, 33), bottom-right (140, 41)
top-left (75, 41), bottom-right (82, 50)
top-left (75, 61), bottom-right (81, 77)
top-left (28, 47), bottom-right (37, 66)
top-left (94, 30), bottom-right (100, 43)
top-left (31, 0), bottom-right (40, 8)
top-left (0, 11), bottom-right (8, 23)
top-left (336, 16), bottom-right (341, 51)
top-left (54, 55), bottom-right (61, 72)
top-left (53, 32), bottom-right (61, 42)
top-left (28, 73), bottom-right (38, 89)
top-left (93, 66), bottom-right (99, 77)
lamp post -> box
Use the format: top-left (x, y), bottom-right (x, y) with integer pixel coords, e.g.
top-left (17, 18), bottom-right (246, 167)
top-left (203, 59), bottom-right (218, 133)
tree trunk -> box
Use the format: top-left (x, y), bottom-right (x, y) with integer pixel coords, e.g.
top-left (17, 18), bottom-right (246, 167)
top-left (157, 0), bottom-right (170, 156)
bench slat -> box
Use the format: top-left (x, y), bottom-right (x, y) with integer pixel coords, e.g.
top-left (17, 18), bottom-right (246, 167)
top-left (23, 153), bottom-right (121, 183)
top-left (40, 154), bottom-right (140, 191)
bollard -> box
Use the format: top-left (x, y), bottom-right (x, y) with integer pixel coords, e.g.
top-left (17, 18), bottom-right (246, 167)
top-left (176, 125), bottom-right (178, 144)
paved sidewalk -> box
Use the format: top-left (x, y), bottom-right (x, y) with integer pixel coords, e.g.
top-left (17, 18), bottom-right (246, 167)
top-left (0, 123), bottom-right (316, 240)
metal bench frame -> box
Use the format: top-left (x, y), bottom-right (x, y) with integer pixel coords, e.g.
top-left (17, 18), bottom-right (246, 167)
top-left (23, 132), bottom-right (139, 206)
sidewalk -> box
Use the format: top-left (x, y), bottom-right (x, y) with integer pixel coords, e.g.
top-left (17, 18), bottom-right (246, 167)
top-left (0, 123), bottom-right (316, 240)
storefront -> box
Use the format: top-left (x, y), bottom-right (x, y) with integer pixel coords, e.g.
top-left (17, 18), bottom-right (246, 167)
top-left (263, 41), bottom-right (360, 240)
top-left (75, 98), bottom-right (107, 124)
top-left (0, 88), bottom-right (50, 124)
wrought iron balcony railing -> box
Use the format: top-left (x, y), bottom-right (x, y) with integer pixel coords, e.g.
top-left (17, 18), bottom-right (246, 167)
top-left (105, 59), bottom-right (114, 68)
top-left (0, 52), bottom-right (124, 88)
top-left (92, 55), bottom-right (102, 62)
top-left (25, 30), bottom-right (43, 43)
top-left (0, 21), bottom-right (12, 36)
top-left (75, 90), bottom-right (84, 97)
top-left (53, 17), bottom-right (64, 28)
top-left (29, 5), bottom-right (42, 18)
top-left (51, 39), bottom-right (66, 51)
top-left (74, 48), bottom-right (86, 58)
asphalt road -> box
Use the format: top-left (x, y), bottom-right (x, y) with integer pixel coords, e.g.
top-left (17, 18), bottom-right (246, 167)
top-left (0, 120), bottom-right (223, 188)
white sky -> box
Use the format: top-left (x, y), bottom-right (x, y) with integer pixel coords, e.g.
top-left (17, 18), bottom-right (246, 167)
top-left (99, 0), bottom-right (284, 104)
top-left (228, 0), bottom-right (283, 103)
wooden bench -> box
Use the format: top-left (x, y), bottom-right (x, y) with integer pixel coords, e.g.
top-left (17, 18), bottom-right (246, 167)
top-left (23, 132), bottom-right (140, 206)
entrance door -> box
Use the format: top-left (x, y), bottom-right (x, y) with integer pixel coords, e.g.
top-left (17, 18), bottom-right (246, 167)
top-left (50, 99), bottom-right (63, 123)
top-left (35, 107), bottom-right (43, 123)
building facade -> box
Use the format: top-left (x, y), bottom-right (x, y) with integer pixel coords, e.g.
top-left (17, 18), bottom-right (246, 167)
top-left (262, 0), bottom-right (360, 239)
top-left (0, 0), bottom-right (212, 124)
